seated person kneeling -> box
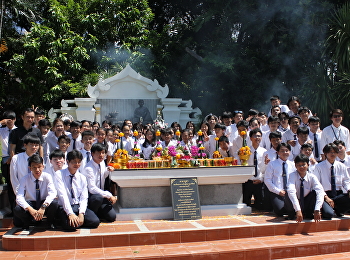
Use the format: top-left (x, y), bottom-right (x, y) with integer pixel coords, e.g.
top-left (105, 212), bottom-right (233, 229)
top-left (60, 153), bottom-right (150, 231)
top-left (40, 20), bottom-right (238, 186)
top-left (83, 143), bottom-right (117, 222)
top-left (286, 154), bottom-right (334, 222)
top-left (14, 154), bottom-right (58, 229)
top-left (56, 150), bottom-right (100, 230)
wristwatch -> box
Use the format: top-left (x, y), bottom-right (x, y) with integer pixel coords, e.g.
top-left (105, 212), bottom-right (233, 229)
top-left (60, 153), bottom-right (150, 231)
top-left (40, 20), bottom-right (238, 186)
top-left (40, 203), bottom-right (49, 209)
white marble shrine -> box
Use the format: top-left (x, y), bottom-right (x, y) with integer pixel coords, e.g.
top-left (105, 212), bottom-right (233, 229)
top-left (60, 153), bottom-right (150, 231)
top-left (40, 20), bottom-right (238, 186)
top-left (48, 65), bottom-right (202, 127)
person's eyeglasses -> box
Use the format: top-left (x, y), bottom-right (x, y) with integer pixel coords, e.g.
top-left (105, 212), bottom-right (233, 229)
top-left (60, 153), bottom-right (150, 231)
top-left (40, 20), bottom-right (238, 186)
top-left (234, 111), bottom-right (243, 114)
top-left (333, 115), bottom-right (342, 118)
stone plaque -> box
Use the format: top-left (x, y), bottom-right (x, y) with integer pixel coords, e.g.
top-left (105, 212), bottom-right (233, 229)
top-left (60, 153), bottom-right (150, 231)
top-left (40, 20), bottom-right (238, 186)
top-left (170, 178), bottom-right (201, 220)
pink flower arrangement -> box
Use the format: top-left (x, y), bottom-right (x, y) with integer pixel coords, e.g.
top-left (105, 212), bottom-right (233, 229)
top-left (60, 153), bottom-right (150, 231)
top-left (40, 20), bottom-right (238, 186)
top-left (168, 146), bottom-right (177, 157)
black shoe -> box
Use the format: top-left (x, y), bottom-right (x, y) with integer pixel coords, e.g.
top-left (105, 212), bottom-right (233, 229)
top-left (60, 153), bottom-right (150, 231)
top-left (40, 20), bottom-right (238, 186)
top-left (336, 212), bottom-right (344, 217)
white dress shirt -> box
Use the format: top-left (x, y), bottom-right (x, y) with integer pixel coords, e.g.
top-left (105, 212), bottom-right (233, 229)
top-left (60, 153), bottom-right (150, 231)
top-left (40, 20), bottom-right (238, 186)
top-left (79, 148), bottom-right (92, 171)
top-left (10, 152), bottom-right (31, 194)
top-left (263, 148), bottom-right (278, 162)
top-left (261, 130), bottom-right (281, 150)
top-left (287, 171), bottom-right (325, 212)
top-left (55, 168), bottom-right (88, 216)
top-left (309, 131), bottom-right (322, 161)
top-left (320, 124), bottom-right (350, 153)
top-left (336, 155), bottom-right (350, 168)
top-left (0, 126), bottom-right (17, 157)
top-left (314, 160), bottom-right (350, 192)
top-left (16, 172), bottom-right (57, 210)
top-left (245, 146), bottom-right (267, 181)
top-left (282, 129), bottom-right (297, 143)
top-left (68, 134), bottom-right (83, 152)
top-left (82, 160), bottom-right (112, 198)
top-left (264, 158), bottom-right (296, 195)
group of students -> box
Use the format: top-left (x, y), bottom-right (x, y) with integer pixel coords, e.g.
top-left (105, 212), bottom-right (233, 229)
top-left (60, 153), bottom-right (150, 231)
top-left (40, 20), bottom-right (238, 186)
top-left (1, 94), bottom-right (350, 229)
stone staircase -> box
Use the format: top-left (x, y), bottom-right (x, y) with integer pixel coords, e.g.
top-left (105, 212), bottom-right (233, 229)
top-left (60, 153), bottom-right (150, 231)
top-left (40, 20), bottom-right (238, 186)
top-left (1, 213), bottom-right (350, 259)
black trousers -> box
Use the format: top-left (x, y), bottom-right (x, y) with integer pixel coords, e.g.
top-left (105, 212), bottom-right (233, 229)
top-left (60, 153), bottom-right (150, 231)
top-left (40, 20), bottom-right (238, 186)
top-left (269, 191), bottom-right (289, 217)
top-left (2, 157), bottom-right (15, 212)
top-left (284, 190), bottom-right (334, 220)
top-left (59, 204), bottom-right (100, 230)
top-left (88, 193), bottom-right (116, 222)
top-left (326, 190), bottom-right (350, 214)
top-left (242, 180), bottom-right (263, 209)
top-left (13, 200), bottom-right (58, 228)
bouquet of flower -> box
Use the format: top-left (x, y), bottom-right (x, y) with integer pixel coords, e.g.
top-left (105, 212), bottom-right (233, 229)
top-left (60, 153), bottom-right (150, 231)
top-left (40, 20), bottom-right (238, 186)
top-left (238, 130), bottom-right (250, 165)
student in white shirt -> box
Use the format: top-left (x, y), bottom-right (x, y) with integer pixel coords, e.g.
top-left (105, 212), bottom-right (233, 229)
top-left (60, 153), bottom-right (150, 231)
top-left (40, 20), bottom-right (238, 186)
top-left (286, 154), bottom-right (333, 222)
top-left (263, 131), bottom-right (282, 164)
top-left (161, 127), bottom-right (177, 148)
top-left (10, 135), bottom-right (41, 196)
top-left (44, 149), bottom-right (67, 185)
top-left (290, 127), bottom-right (312, 160)
top-left (0, 110), bottom-right (17, 212)
top-left (334, 140), bottom-right (350, 167)
top-left (79, 130), bottom-right (95, 171)
top-left (297, 106), bottom-right (311, 127)
top-left (282, 116), bottom-right (301, 147)
top-left (242, 128), bottom-right (267, 209)
top-left (308, 116), bottom-right (322, 162)
top-left (320, 109), bottom-right (350, 160)
top-left (205, 124), bottom-right (227, 157)
top-left (56, 150), bottom-right (100, 230)
top-left (13, 154), bottom-right (58, 229)
top-left (67, 121), bottom-right (83, 152)
top-left (264, 143), bottom-right (296, 217)
top-left (314, 143), bottom-right (350, 217)
top-left (37, 119), bottom-right (51, 165)
top-left (278, 112), bottom-right (290, 134)
top-left (267, 95), bottom-right (290, 117)
top-left (83, 143), bottom-right (117, 222)
top-left (261, 116), bottom-right (280, 150)
top-left (300, 143), bottom-right (318, 174)
top-left (46, 118), bottom-right (67, 155)
top-left (218, 136), bottom-right (234, 158)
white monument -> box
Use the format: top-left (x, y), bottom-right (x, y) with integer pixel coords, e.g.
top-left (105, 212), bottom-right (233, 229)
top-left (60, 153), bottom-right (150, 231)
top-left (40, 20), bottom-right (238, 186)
top-left (49, 65), bottom-right (201, 127)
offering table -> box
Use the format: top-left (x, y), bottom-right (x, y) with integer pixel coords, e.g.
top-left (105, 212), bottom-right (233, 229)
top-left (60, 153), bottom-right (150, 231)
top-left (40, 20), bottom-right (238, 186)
top-left (111, 166), bottom-right (254, 220)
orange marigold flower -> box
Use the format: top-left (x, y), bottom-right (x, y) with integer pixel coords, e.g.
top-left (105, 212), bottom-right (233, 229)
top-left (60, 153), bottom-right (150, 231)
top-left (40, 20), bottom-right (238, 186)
top-left (119, 132), bottom-right (124, 137)
top-left (197, 130), bottom-right (203, 136)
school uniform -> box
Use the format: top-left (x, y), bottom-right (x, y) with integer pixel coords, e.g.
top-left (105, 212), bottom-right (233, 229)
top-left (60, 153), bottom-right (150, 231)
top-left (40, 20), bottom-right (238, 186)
top-left (13, 172), bottom-right (58, 228)
top-left (263, 148), bottom-right (278, 162)
top-left (320, 124), bottom-right (350, 154)
top-left (268, 105), bottom-right (290, 117)
top-left (67, 134), bottom-right (83, 152)
top-left (0, 125), bottom-right (17, 211)
top-left (314, 160), bottom-right (350, 215)
top-left (261, 130), bottom-right (281, 150)
top-left (336, 155), bottom-right (350, 168)
top-left (264, 158), bottom-right (296, 216)
top-left (83, 160), bottom-right (116, 222)
top-left (79, 148), bottom-right (92, 171)
top-left (10, 152), bottom-right (31, 195)
top-left (242, 146), bottom-right (267, 209)
top-left (218, 146), bottom-right (235, 158)
top-left (282, 129), bottom-right (297, 144)
top-left (309, 131), bottom-right (322, 162)
top-left (141, 143), bottom-right (155, 159)
top-left (55, 168), bottom-right (100, 230)
top-left (286, 171), bottom-right (333, 220)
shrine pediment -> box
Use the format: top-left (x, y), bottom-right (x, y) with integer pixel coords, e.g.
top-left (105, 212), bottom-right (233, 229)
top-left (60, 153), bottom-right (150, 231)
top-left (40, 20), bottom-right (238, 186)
top-left (87, 65), bottom-right (169, 99)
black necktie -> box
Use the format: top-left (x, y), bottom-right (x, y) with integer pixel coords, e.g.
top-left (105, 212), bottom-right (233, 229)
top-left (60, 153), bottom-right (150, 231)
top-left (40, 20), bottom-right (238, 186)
top-left (331, 165), bottom-right (336, 197)
top-left (86, 152), bottom-right (90, 163)
top-left (340, 159), bottom-right (345, 164)
top-left (282, 162), bottom-right (287, 190)
top-left (314, 133), bottom-right (319, 159)
top-left (254, 150), bottom-right (258, 177)
top-left (70, 175), bottom-right (75, 199)
top-left (35, 179), bottom-right (41, 210)
top-left (227, 150), bottom-right (230, 157)
top-left (300, 178), bottom-right (305, 211)
top-left (293, 134), bottom-right (297, 140)
top-left (73, 139), bottom-right (76, 150)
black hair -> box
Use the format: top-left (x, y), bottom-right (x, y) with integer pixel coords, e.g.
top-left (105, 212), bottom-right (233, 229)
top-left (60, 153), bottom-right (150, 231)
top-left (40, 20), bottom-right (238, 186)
top-left (218, 135), bottom-right (229, 143)
top-left (333, 140), bottom-right (346, 147)
top-left (38, 119), bottom-right (51, 127)
top-left (288, 115), bottom-right (301, 125)
top-left (67, 150), bottom-right (83, 162)
top-left (143, 129), bottom-right (156, 148)
top-left (308, 116), bottom-right (320, 124)
top-left (287, 96), bottom-right (301, 107)
top-left (101, 120), bottom-right (111, 127)
top-left (49, 149), bottom-right (65, 160)
top-left (58, 135), bottom-right (71, 143)
top-left (23, 134), bottom-right (41, 145)
top-left (81, 130), bottom-right (95, 138)
top-left (236, 120), bottom-right (249, 128)
top-left (3, 110), bottom-right (16, 120)
top-left (297, 126), bottom-right (309, 135)
top-left (70, 120), bottom-right (82, 128)
top-left (248, 109), bottom-right (259, 116)
top-left (298, 106), bottom-right (310, 114)
top-left (200, 121), bottom-right (211, 135)
top-left (329, 109), bottom-right (343, 118)
top-left (81, 120), bottom-right (92, 128)
top-left (258, 111), bottom-right (267, 117)
top-left (276, 142), bottom-right (291, 152)
top-left (323, 143), bottom-right (339, 154)
top-left (278, 112), bottom-right (289, 121)
top-left (270, 95), bottom-right (280, 101)
top-left (63, 119), bottom-right (71, 126)
top-left (185, 121), bottom-right (196, 131)
top-left (161, 127), bottom-right (174, 135)
top-left (28, 154), bottom-right (43, 166)
top-left (249, 128), bottom-right (262, 137)
top-left (270, 105), bottom-right (281, 113)
top-left (267, 116), bottom-right (280, 124)
top-left (294, 154), bottom-right (309, 164)
top-left (171, 122), bottom-right (183, 132)
top-left (269, 131), bottom-right (282, 140)
top-left (222, 111), bottom-right (233, 119)
top-left (22, 108), bottom-right (35, 115)
top-left (249, 117), bottom-right (260, 126)
top-left (91, 143), bottom-right (107, 153)
top-left (301, 143), bottom-right (313, 151)
top-left (34, 109), bottom-right (45, 116)
top-left (214, 123), bottom-right (226, 130)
